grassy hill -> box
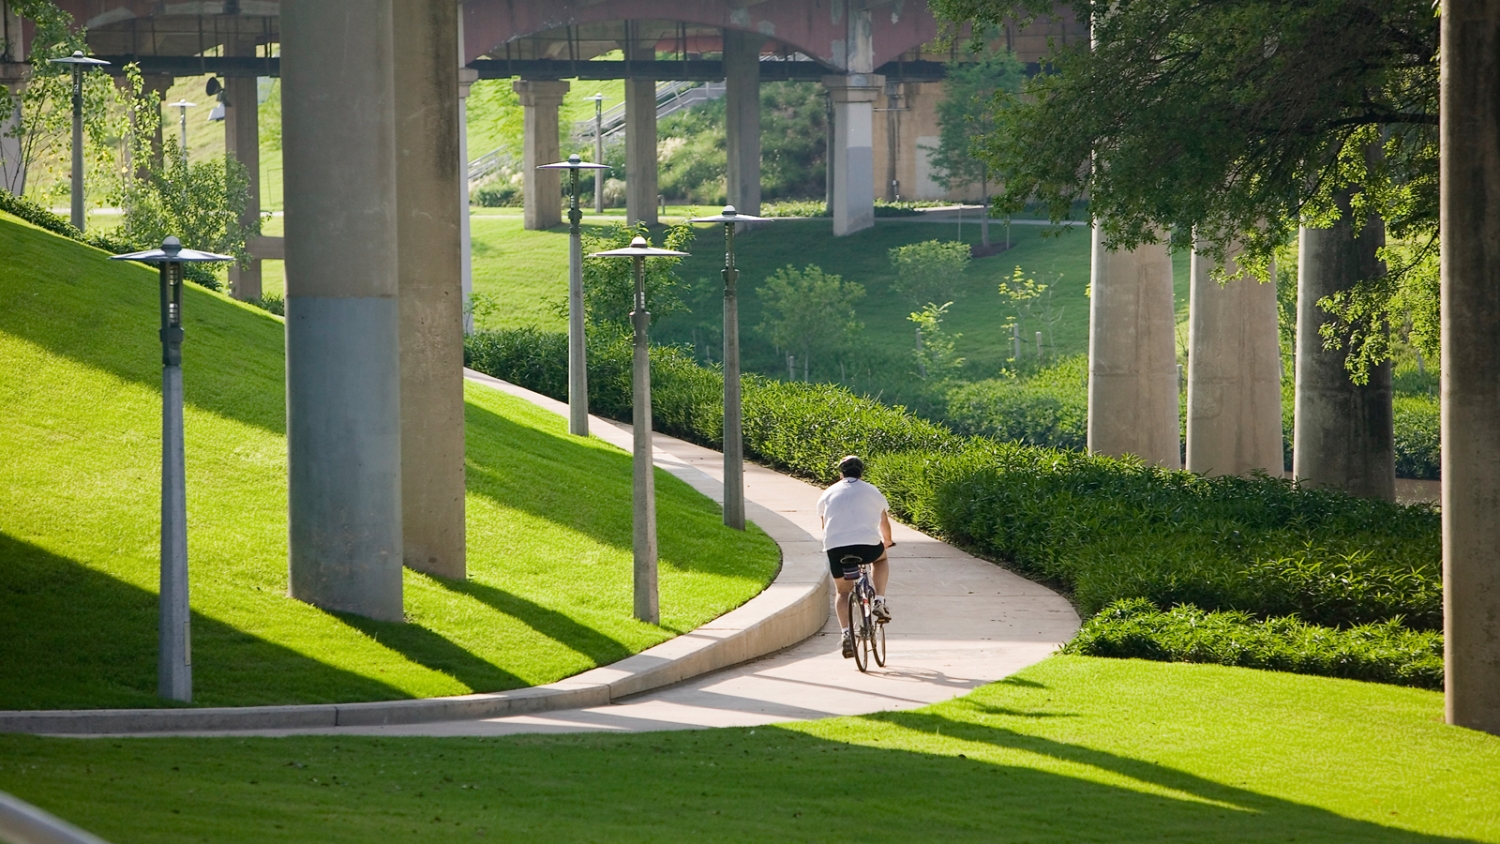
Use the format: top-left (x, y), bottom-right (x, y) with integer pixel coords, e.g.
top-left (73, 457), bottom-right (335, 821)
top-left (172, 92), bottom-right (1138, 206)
top-left (0, 211), bottom-right (778, 710)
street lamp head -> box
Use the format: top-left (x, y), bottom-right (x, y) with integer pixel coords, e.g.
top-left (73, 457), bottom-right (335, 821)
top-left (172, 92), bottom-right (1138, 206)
top-left (110, 237), bottom-right (235, 264)
top-left (589, 235), bottom-right (690, 258)
top-left (168, 99), bottom-right (197, 110)
top-left (538, 154), bottom-right (610, 171)
top-left (48, 50), bottom-right (110, 67)
top-left (690, 204), bottom-right (770, 225)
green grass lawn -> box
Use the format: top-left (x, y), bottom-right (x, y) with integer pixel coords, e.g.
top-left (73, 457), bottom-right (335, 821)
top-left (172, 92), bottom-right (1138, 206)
top-left (2, 656), bottom-right (1495, 843)
top-left (0, 211), bottom-right (779, 710)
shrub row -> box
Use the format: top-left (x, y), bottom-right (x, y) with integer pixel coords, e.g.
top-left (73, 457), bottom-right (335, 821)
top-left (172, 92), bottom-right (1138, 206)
top-left (1064, 598), bottom-right (1443, 689)
top-left (465, 328), bottom-right (1444, 686)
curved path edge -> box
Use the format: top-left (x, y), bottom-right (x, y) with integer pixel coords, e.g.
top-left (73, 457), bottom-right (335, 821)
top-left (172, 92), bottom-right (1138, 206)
top-left (0, 372), bottom-right (829, 736)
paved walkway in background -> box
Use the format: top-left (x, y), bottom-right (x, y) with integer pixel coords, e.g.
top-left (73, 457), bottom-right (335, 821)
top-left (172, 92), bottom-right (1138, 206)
top-left (229, 374), bottom-right (1079, 737)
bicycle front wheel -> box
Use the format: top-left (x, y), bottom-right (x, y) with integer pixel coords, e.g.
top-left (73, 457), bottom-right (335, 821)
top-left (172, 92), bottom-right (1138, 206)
top-left (871, 616), bottom-right (886, 667)
top-left (848, 588), bottom-right (868, 673)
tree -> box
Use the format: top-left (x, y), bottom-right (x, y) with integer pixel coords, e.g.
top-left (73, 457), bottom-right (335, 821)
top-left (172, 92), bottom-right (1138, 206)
top-left (756, 264), bottom-right (864, 381)
top-left (888, 239), bottom-right (970, 307)
top-left (931, 0), bottom-right (1439, 374)
top-left (925, 49), bottom-right (1025, 247)
top-left (909, 301), bottom-right (964, 381)
top-left (580, 222), bottom-right (696, 332)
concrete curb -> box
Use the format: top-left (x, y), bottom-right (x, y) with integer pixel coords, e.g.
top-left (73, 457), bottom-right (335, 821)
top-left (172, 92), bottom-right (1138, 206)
top-left (0, 374), bottom-right (829, 736)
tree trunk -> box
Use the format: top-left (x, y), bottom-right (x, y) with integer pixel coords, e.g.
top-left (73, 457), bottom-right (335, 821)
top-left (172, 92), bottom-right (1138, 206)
top-left (980, 168), bottom-right (989, 248)
top-left (1292, 187), bottom-right (1395, 500)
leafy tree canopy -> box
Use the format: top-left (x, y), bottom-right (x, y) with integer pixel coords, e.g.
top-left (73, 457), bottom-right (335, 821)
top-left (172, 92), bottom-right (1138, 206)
top-left (580, 222), bottom-right (697, 331)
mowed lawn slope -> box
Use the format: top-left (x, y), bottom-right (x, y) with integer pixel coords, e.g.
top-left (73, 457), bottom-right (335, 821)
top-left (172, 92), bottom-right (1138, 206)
top-left (0, 212), bottom-right (778, 710)
top-left (2, 657), bottom-right (1496, 843)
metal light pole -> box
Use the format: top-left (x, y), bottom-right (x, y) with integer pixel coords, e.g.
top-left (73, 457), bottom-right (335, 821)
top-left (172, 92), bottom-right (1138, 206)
top-left (539, 153), bottom-right (610, 437)
top-left (690, 205), bottom-right (769, 530)
top-left (587, 93), bottom-right (606, 214)
top-left (110, 236), bottom-right (233, 702)
top-left (166, 99), bottom-right (196, 160)
top-left (47, 51), bottom-right (109, 231)
top-left (589, 235), bottom-right (690, 624)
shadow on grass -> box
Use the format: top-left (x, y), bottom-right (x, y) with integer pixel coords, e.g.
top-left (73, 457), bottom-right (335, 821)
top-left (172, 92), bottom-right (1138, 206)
top-left (465, 398), bottom-right (746, 576)
top-left (0, 218), bottom-right (286, 435)
top-left (0, 532), bottom-right (407, 710)
top-left (425, 575), bottom-right (634, 667)
top-left (331, 610), bottom-right (526, 695)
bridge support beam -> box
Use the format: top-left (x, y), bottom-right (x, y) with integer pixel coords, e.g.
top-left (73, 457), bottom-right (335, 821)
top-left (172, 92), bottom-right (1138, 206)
top-left (1441, 0), bottom-right (1500, 736)
top-left (624, 76), bottom-right (657, 225)
top-left (824, 74), bottom-right (881, 236)
top-left (1293, 201), bottom-right (1394, 500)
top-left (1186, 240), bottom-right (1283, 476)
top-left (283, 0), bottom-right (405, 622)
top-left (724, 29), bottom-right (760, 216)
top-left (395, 0), bottom-right (466, 580)
top-left (514, 78), bottom-right (568, 230)
top-left (1088, 232), bottom-right (1181, 468)
top-left (223, 39), bottom-right (262, 301)
top-left (0, 76), bottom-right (24, 195)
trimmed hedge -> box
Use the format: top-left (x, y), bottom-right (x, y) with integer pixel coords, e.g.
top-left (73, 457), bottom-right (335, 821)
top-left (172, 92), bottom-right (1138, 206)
top-left (1065, 598), bottom-right (1443, 689)
top-left (944, 356), bottom-right (1088, 450)
top-left (465, 327), bottom-right (1445, 687)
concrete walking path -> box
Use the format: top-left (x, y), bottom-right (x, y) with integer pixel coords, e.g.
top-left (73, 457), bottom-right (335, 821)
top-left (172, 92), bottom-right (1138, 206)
top-left (232, 373), bottom-right (1080, 737)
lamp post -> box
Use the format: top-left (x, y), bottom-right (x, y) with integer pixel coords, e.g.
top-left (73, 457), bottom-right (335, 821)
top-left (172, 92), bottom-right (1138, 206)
top-left (689, 205), bottom-right (769, 530)
top-left (586, 93), bottom-right (606, 214)
top-left (589, 235), bottom-right (690, 624)
top-left (109, 236), bottom-right (234, 702)
top-left (46, 50), bottom-right (109, 231)
top-left (166, 99), bottom-right (195, 160)
top-left (539, 153), bottom-right (611, 437)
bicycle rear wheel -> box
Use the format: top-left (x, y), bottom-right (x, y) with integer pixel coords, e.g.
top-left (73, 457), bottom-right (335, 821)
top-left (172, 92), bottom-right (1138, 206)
top-left (871, 616), bottom-right (886, 667)
top-left (847, 588), bottom-right (868, 672)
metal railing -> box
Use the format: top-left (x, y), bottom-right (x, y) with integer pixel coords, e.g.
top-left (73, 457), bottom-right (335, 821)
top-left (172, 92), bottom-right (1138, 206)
top-left (0, 791), bottom-right (113, 844)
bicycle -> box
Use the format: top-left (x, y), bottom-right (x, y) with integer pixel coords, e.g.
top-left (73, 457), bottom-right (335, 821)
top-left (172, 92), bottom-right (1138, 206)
top-left (841, 557), bottom-right (886, 673)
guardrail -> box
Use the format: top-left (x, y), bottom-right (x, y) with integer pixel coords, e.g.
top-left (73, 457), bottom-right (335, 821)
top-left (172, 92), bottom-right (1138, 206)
top-left (0, 791), bottom-right (112, 844)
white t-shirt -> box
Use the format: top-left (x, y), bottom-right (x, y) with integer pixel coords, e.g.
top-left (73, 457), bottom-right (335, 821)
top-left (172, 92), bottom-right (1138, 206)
top-left (817, 478), bottom-right (890, 551)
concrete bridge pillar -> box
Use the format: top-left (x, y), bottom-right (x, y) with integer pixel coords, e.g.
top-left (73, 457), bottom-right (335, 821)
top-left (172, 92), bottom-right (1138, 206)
top-left (139, 74), bottom-right (174, 175)
top-left (395, 0), bottom-right (466, 580)
top-left (514, 78), bottom-right (568, 230)
top-left (282, 0), bottom-right (404, 622)
top-left (723, 29), bottom-right (761, 216)
top-left (824, 74), bottom-right (881, 236)
top-left (1088, 231), bottom-right (1181, 468)
top-left (1442, 0), bottom-right (1500, 736)
top-left (458, 67), bottom-right (477, 334)
top-left (1, 1), bottom-right (27, 195)
top-left (1186, 240), bottom-right (1283, 476)
top-left (1293, 199), bottom-right (1395, 500)
top-left (624, 77), bottom-right (657, 225)
top-left (223, 39), bottom-right (262, 301)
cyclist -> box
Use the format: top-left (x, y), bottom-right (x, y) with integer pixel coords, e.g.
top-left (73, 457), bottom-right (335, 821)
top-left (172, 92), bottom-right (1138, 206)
top-left (817, 455), bottom-right (894, 659)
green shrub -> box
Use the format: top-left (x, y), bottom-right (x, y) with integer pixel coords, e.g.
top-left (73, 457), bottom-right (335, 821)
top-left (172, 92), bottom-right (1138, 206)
top-left (1394, 394), bottom-right (1440, 480)
top-left (1064, 599), bottom-right (1444, 689)
top-left (246, 293), bottom-right (285, 316)
top-left (472, 182), bottom-right (522, 208)
top-left (760, 199), bottom-right (828, 218)
top-left (944, 355), bottom-right (1088, 449)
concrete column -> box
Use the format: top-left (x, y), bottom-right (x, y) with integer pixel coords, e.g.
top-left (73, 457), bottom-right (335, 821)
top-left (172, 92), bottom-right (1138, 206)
top-left (458, 67), bottom-right (477, 334)
top-left (1087, 231), bottom-right (1181, 468)
top-left (223, 40), bottom-right (262, 301)
top-left (624, 77), bottom-right (658, 225)
top-left (723, 29), bottom-right (761, 216)
top-left (1292, 192), bottom-right (1394, 500)
top-left (513, 78), bottom-right (568, 230)
top-left (282, 0), bottom-right (404, 622)
top-left (141, 75), bottom-right (173, 175)
top-left (0, 1), bottom-right (25, 195)
top-left (1186, 240), bottom-right (1284, 476)
top-left (1441, 0), bottom-right (1500, 736)
top-left (823, 74), bottom-right (882, 236)
top-left (394, 0), bottom-right (465, 580)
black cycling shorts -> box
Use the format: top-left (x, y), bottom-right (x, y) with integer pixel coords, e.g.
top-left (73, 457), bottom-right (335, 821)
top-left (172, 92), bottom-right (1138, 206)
top-left (826, 543), bottom-right (886, 580)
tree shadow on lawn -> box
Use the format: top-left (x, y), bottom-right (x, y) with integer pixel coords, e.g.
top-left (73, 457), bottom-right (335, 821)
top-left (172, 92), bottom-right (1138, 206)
top-left (0, 532), bottom-right (408, 710)
top-left (0, 221), bottom-right (286, 435)
top-left (464, 399), bottom-right (749, 575)
top-left (424, 575), bottom-right (634, 668)
top-left (331, 609), bottom-right (527, 695)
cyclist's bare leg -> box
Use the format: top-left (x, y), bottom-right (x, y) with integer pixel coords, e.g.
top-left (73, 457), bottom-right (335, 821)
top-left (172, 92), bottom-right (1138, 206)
top-left (873, 554), bottom-right (890, 596)
top-left (833, 575), bottom-right (854, 629)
